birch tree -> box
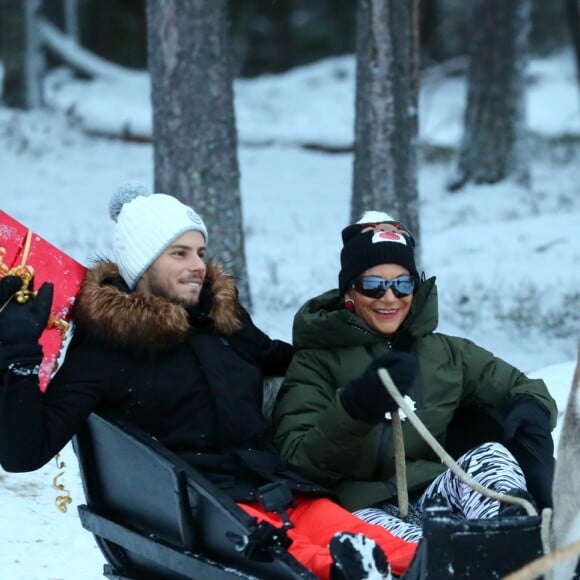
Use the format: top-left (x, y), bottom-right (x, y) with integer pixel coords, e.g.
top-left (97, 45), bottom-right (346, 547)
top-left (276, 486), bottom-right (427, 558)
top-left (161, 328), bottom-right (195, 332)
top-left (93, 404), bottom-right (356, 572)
top-left (449, 0), bottom-right (531, 190)
top-left (351, 0), bottom-right (420, 247)
top-left (146, 0), bottom-right (251, 308)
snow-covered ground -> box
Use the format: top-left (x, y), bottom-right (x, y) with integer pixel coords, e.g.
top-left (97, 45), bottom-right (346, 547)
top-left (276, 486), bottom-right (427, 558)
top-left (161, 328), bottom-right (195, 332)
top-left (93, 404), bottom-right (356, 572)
top-left (1, 48), bottom-right (579, 579)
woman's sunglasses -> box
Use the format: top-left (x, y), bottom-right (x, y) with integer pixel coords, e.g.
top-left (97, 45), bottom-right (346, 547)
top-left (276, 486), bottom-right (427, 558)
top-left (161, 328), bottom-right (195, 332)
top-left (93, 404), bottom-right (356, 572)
top-left (351, 274), bottom-right (417, 299)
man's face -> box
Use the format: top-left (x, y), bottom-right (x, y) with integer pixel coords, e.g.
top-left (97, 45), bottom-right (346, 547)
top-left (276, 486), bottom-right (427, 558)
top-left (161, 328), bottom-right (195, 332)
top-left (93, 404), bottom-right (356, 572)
top-left (136, 230), bottom-right (207, 308)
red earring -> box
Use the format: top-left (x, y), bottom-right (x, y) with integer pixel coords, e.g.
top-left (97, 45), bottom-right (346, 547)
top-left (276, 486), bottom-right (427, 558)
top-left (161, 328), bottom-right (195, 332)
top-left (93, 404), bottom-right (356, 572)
top-left (345, 299), bottom-right (355, 310)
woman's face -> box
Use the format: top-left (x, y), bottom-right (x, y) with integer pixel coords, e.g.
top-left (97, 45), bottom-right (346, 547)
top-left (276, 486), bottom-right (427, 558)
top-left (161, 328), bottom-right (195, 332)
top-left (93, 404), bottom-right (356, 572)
top-left (345, 263), bottom-right (413, 337)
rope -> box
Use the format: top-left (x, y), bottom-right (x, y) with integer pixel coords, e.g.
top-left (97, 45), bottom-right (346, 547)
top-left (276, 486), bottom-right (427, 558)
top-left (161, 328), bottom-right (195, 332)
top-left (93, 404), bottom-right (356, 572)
top-left (377, 368), bottom-right (538, 517)
top-left (502, 539), bottom-right (580, 580)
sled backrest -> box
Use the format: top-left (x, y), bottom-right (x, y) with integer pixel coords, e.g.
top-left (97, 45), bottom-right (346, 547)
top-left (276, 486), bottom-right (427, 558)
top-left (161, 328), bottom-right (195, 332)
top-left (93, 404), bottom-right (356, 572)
top-left (73, 413), bottom-right (315, 580)
top-left (417, 499), bottom-right (544, 579)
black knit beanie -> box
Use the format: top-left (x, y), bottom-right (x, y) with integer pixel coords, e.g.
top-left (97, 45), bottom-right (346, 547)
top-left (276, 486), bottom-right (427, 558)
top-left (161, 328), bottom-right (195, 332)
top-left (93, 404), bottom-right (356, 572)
top-left (338, 211), bottom-right (417, 295)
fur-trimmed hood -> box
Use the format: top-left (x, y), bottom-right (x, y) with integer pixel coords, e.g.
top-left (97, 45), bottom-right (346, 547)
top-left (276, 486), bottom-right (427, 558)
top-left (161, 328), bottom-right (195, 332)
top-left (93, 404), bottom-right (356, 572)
top-left (72, 260), bottom-right (241, 350)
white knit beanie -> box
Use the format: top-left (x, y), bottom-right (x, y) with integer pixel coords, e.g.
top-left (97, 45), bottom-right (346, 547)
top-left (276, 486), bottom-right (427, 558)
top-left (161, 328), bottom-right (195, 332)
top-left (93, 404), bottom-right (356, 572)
top-left (110, 183), bottom-right (208, 289)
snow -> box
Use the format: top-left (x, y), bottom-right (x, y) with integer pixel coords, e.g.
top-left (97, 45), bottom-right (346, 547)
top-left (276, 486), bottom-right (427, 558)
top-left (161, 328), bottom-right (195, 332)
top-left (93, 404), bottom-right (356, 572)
top-left (1, 47), bottom-right (579, 579)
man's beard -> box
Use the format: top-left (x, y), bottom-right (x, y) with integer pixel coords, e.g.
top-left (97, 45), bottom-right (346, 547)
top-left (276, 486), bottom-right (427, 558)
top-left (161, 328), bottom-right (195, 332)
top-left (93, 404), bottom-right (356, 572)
top-left (146, 279), bottom-right (201, 310)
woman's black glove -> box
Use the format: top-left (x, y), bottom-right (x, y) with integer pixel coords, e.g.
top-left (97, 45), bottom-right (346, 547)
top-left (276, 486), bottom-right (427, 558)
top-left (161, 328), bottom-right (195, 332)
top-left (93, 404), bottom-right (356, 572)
top-left (0, 275), bottom-right (54, 373)
top-left (340, 351), bottom-right (416, 424)
top-left (503, 394), bottom-right (555, 509)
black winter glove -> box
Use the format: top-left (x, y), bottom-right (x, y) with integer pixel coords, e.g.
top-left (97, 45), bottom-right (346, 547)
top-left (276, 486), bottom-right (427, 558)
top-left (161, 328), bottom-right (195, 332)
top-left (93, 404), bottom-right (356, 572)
top-left (503, 394), bottom-right (555, 509)
top-left (340, 351), bottom-right (416, 424)
top-left (0, 275), bottom-right (54, 374)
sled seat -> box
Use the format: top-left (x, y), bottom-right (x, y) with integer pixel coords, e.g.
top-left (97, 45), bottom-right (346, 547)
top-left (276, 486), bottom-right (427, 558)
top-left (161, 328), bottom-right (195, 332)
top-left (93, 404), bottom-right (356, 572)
top-left (72, 413), bottom-right (316, 580)
top-left (407, 498), bottom-right (544, 579)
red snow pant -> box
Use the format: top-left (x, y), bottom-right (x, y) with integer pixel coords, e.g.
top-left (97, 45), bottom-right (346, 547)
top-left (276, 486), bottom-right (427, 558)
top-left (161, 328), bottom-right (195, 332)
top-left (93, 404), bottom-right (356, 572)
top-left (239, 496), bottom-right (418, 579)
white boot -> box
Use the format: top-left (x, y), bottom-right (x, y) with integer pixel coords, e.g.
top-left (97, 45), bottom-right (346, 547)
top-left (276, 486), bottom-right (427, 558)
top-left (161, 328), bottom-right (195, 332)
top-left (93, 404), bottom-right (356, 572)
top-left (329, 532), bottom-right (392, 580)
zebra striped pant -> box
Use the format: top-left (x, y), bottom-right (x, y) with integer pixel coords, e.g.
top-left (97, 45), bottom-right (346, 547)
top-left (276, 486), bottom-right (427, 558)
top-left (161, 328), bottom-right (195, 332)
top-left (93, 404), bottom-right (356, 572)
top-left (353, 442), bottom-right (527, 542)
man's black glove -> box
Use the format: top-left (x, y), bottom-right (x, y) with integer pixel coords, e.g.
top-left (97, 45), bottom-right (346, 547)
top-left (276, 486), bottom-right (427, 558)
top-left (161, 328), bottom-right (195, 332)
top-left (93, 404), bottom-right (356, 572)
top-left (503, 394), bottom-right (555, 509)
top-left (340, 351), bottom-right (416, 424)
top-left (0, 275), bottom-right (54, 374)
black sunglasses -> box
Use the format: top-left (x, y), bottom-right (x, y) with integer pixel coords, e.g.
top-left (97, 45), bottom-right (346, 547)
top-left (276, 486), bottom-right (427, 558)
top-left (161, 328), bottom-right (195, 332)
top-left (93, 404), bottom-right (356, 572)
top-left (352, 274), bottom-right (417, 299)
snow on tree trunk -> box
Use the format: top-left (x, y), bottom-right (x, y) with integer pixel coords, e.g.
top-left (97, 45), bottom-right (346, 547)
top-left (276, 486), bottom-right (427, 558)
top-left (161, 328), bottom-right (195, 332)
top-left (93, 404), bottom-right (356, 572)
top-left (449, 0), bottom-right (530, 191)
top-left (146, 0), bottom-right (251, 309)
top-left (351, 0), bottom-right (420, 250)
top-left (0, 0), bottom-right (43, 109)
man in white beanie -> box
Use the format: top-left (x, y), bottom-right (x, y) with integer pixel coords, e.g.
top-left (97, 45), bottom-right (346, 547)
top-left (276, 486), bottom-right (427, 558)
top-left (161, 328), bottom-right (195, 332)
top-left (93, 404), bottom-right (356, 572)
top-left (0, 185), bottom-right (420, 580)
top-left (110, 183), bottom-right (209, 291)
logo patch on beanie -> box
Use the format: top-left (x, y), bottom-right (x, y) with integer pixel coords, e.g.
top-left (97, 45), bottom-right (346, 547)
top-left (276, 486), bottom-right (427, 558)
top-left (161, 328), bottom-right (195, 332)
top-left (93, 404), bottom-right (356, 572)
top-left (372, 231), bottom-right (408, 245)
top-left (187, 209), bottom-right (203, 225)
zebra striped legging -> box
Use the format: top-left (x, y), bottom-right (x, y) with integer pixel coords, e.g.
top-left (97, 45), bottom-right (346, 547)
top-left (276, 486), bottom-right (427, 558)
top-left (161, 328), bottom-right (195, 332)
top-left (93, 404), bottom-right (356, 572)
top-left (353, 442), bottom-right (527, 542)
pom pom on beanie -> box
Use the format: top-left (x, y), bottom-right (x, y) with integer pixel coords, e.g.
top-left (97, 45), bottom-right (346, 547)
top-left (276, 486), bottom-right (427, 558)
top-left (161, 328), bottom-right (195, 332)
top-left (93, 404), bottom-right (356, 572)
top-left (111, 183), bottom-right (208, 289)
top-left (109, 181), bottom-right (150, 222)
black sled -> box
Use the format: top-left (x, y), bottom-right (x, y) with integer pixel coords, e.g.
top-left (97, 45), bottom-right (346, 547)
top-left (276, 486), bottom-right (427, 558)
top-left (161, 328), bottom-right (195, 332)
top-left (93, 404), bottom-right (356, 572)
top-left (73, 413), bottom-right (545, 579)
top-left (73, 413), bottom-right (315, 579)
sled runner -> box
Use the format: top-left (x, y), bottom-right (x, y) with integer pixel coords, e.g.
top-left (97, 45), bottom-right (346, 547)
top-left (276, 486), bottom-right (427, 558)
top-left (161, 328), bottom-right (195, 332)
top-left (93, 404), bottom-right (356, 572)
top-left (73, 413), bottom-right (316, 579)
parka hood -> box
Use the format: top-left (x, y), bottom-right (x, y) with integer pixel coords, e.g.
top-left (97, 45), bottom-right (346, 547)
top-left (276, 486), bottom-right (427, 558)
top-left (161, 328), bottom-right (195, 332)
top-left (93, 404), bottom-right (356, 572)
top-left (72, 259), bottom-right (240, 351)
top-left (292, 276), bottom-right (439, 350)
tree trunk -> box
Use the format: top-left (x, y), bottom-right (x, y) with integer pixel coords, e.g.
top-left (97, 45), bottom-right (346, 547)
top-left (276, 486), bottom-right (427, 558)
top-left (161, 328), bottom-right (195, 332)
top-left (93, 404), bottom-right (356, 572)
top-left (146, 0), bottom-right (251, 309)
top-left (567, 0), bottom-right (580, 88)
top-left (449, 0), bottom-right (530, 191)
top-left (84, 0), bottom-right (147, 69)
top-left (422, 0), bottom-right (470, 62)
top-left (63, 0), bottom-right (80, 42)
top-left (0, 0), bottom-right (43, 109)
top-left (352, 0), bottom-right (420, 256)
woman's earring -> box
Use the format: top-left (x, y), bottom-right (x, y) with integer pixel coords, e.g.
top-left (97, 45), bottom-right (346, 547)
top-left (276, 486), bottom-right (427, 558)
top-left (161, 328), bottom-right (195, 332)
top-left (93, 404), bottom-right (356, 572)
top-left (345, 299), bottom-right (355, 310)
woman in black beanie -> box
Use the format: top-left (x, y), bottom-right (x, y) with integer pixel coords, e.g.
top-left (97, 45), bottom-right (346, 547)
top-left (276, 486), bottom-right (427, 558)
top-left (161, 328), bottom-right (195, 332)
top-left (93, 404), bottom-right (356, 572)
top-left (272, 211), bottom-right (557, 543)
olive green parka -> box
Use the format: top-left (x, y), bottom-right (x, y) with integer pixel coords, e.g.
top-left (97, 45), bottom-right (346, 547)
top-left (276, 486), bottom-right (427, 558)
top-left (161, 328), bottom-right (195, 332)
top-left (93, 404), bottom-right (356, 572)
top-left (272, 277), bottom-right (557, 511)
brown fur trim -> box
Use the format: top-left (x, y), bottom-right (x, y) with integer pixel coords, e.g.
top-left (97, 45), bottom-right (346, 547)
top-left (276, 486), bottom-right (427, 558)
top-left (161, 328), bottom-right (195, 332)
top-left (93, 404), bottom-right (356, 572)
top-left (73, 260), bottom-right (241, 350)
top-left (206, 262), bottom-right (242, 335)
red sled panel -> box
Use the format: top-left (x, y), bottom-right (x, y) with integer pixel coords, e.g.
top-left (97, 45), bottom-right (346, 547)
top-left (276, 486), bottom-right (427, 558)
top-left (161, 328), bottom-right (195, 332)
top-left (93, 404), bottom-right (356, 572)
top-left (0, 210), bottom-right (87, 391)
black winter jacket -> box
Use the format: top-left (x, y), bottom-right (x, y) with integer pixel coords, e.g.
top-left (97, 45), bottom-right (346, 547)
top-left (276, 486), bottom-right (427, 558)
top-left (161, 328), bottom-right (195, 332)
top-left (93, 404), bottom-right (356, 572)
top-left (0, 260), bottom-right (328, 501)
